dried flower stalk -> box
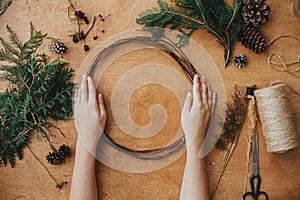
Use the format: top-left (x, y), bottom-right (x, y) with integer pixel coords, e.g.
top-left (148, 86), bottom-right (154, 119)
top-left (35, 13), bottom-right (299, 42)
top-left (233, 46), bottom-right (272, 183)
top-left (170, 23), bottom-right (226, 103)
top-left (211, 85), bottom-right (247, 199)
top-left (243, 95), bottom-right (257, 193)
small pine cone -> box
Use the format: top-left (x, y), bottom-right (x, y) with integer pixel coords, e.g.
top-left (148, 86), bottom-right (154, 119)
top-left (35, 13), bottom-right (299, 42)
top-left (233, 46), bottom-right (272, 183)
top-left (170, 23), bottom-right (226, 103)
top-left (238, 25), bottom-right (268, 53)
top-left (242, 0), bottom-right (271, 27)
top-left (49, 40), bottom-right (68, 54)
top-left (58, 144), bottom-right (71, 158)
top-left (233, 54), bottom-right (247, 68)
top-left (46, 152), bottom-right (63, 165)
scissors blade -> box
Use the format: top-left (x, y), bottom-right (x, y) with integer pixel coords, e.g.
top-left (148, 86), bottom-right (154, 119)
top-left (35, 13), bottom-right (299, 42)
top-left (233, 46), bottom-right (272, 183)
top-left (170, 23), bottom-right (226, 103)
top-left (252, 131), bottom-right (259, 176)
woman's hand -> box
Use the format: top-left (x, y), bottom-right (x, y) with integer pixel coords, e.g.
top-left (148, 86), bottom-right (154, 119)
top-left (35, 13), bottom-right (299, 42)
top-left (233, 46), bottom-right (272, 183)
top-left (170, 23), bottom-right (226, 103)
top-left (74, 75), bottom-right (107, 152)
top-left (181, 74), bottom-right (216, 154)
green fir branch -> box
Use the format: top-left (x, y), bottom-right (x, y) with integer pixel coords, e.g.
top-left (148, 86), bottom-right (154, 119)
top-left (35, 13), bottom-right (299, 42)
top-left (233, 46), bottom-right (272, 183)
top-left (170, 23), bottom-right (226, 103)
top-left (6, 25), bottom-right (23, 51)
top-left (137, 1), bottom-right (205, 29)
top-left (136, 0), bottom-right (244, 67)
top-left (0, 23), bottom-right (74, 167)
top-left (0, 37), bottom-right (20, 59)
top-left (20, 22), bottom-right (47, 60)
top-left (174, 0), bottom-right (195, 9)
top-left (176, 29), bottom-right (194, 47)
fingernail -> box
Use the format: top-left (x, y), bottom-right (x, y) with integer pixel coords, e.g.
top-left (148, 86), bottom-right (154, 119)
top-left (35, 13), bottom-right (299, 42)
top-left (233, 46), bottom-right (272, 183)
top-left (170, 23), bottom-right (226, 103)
top-left (201, 75), bottom-right (205, 80)
top-left (82, 75), bottom-right (86, 79)
top-left (187, 92), bottom-right (192, 97)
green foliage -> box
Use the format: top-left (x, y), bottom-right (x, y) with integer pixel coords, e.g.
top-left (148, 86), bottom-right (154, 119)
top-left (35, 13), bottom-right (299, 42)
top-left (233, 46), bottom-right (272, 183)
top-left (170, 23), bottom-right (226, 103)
top-left (136, 0), bottom-right (244, 67)
top-left (0, 23), bottom-right (74, 167)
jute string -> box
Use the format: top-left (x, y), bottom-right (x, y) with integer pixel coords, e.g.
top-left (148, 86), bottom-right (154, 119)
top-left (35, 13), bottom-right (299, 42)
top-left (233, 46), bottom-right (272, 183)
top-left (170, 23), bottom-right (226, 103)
top-left (266, 35), bottom-right (300, 77)
top-left (254, 84), bottom-right (299, 153)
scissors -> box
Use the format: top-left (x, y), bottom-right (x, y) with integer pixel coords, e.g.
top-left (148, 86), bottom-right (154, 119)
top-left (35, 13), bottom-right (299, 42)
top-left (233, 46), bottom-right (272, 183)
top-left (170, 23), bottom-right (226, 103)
top-left (242, 132), bottom-right (268, 200)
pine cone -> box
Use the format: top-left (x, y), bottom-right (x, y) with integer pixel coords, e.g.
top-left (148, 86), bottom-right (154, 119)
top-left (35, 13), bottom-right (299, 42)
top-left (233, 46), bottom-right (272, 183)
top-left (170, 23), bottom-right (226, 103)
top-left (233, 54), bottom-right (247, 68)
top-left (238, 25), bottom-right (268, 53)
top-left (49, 40), bottom-right (68, 54)
top-left (58, 144), bottom-right (71, 158)
top-left (242, 0), bottom-right (271, 27)
top-left (46, 152), bottom-right (63, 165)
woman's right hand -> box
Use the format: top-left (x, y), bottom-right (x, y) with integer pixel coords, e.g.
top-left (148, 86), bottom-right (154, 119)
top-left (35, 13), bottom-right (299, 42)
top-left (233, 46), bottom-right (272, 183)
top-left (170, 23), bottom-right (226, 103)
top-left (181, 74), bottom-right (216, 153)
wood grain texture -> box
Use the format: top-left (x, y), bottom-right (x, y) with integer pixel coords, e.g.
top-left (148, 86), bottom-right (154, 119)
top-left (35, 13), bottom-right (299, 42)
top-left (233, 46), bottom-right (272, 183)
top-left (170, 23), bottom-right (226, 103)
top-left (0, 0), bottom-right (299, 199)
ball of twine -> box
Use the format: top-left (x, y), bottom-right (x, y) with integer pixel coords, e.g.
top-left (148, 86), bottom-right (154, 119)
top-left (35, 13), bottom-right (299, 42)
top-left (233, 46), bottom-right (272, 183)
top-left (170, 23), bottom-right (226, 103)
top-left (254, 84), bottom-right (299, 153)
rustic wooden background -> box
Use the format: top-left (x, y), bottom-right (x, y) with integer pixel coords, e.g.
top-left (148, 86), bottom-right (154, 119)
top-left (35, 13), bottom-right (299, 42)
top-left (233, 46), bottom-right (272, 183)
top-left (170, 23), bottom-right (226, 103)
top-left (0, 0), bottom-right (299, 199)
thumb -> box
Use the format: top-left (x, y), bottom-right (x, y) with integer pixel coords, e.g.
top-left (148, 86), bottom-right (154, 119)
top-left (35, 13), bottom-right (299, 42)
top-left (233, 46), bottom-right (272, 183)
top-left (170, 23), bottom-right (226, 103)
top-left (211, 92), bottom-right (217, 113)
top-left (182, 92), bottom-right (193, 112)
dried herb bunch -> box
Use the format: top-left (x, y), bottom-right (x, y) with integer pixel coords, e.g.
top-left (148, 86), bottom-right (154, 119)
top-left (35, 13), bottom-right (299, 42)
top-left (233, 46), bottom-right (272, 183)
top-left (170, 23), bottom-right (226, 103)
top-left (65, 0), bottom-right (110, 51)
top-left (211, 84), bottom-right (247, 199)
top-left (0, 23), bottom-right (74, 167)
top-left (215, 85), bottom-right (247, 150)
top-left (136, 0), bottom-right (244, 67)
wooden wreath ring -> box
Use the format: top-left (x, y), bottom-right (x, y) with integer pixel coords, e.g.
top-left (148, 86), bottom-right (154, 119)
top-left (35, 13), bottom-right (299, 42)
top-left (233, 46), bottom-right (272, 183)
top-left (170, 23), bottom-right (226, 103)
top-left (87, 35), bottom-right (199, 160)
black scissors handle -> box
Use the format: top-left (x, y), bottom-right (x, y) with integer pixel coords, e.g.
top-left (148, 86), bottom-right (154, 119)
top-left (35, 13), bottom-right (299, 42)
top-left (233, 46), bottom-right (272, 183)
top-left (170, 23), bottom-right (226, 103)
top-left (242, 174), bottom-right (268, 200)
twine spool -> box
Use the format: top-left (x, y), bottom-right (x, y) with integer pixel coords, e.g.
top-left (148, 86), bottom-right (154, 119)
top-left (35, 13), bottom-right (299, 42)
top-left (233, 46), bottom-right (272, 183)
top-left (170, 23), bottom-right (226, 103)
top-left (254, 84), bottom-right (299, 153)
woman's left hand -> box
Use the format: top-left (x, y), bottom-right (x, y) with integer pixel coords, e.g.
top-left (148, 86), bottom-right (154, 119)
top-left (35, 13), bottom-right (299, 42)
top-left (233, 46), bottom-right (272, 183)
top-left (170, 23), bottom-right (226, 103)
top-left (74, 75), bottom-right (107, 152)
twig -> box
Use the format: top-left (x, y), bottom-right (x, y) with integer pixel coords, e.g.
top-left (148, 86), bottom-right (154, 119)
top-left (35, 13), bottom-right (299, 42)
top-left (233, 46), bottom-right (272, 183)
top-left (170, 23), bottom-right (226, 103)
top-left (210, 128), bottom-right (243, 199)
top-left (26, 144), bottom-right (67, 189)
top-left (11, 128), bottom-right (31, 143)
top-left (50, 123), bottom-right (67, 139)
top-left (83, 16), bottom-right (96, 43)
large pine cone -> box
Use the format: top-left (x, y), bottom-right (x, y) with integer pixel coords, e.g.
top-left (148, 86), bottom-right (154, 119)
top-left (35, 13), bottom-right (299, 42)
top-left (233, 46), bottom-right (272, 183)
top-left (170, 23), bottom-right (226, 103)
top-left (242, 0), bottom-right (271, 27)
top-left (238, 25), bottom-right (268, 53)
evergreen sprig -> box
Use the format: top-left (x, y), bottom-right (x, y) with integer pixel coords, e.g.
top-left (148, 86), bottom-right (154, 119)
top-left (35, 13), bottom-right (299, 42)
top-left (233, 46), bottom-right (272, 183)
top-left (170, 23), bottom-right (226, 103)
top-left (0, 23), bottom-right (74, 167)
top-left (136, 0), bottom-right (243, 67)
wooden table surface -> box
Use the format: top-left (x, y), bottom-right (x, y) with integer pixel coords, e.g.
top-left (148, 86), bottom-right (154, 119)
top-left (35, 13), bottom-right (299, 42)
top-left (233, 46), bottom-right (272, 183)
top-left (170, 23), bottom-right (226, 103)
top-left (0, 0), bottom-right (299, 199)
